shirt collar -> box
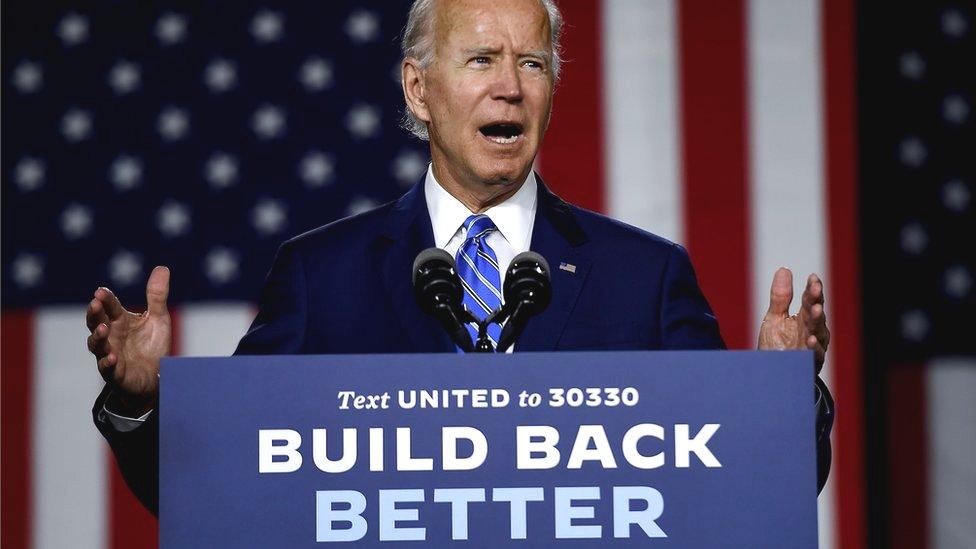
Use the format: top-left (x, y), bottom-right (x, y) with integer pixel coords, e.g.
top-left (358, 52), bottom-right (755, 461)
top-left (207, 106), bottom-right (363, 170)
top-left (424, 164), bottom-right (537, 249)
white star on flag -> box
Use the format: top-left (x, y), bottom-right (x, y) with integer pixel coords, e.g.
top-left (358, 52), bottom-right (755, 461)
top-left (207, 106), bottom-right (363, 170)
top-left (900, 310), bottom-right (930, 342)
top-left (61, 108), bottom-right (93, 142)
top-left (156, 13), bottom-right (188, 45)
top-left (204, 58), bottom-right (237, 93)
top-left (345, 10), bottom-right (379, 44)
top-left (205, 247), bottom-right (240, 285)
top-left (298, 151), bottom-right (334, 188)
top-left (251, 104), bottom-right (286, 140)
top-left (204, 152), bottom-right (239, 189)
top-left (941, 9), bottom-right (968, 38)
top-left (60, 204), bottom-right (94, 240)
top-left (942, 95), bottom-right (970, 125)
top-left (252, 199), bottom-right (288, 235)
top-left (392, 150), bottom-right (427, 186)
top-left (12, 61), bottom-right (43, 94)
top-left (899, 51), bottom-right (925, 81)
top-left (942, 180), bottom-right (971, 212)
top-left (109, 250), bottom-right (143, 287)
top-left (900, 222), bottom-right (928, 255)
top-left (14, 157), bottom-right (46, 192)
top-left (944, 266), bottom-right (973, 299)
top-left (346, 104), bottom-right (380, 139)
top-left (11, 253), bottom-right (44, 289)
top-left (898, 137), bottom-right (927, 168)
top-left (57, 13), bottom-right (89, 47)
top-left (108, 61), bottom-right (142, 95)
top-left (157, 201), bottom-right (192, 237)
top-left (157, 106), bottom-right (190, 141)
top-left (109, 155), bottom-right (144, 191)
top-left (299, 57), bottom-right (334, 92)
top-left (250, 10), bottom-right (284, 43)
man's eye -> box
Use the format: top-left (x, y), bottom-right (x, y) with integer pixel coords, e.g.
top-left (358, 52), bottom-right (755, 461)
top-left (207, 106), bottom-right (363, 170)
top-left (470, 56), bottom-right (490, 65)
top-left (523, 60), bottom-right (544, 70)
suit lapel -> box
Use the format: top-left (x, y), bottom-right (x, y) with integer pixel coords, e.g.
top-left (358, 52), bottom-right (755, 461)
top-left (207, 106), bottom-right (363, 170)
top-left (518, 176), bottom-right (591, 351)
top-left (376, 183), bottom-right (455, 353)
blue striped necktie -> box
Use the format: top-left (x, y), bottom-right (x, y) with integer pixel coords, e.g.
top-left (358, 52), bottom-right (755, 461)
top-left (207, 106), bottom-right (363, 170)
top-left (455, 214), bottom-right (503, 348)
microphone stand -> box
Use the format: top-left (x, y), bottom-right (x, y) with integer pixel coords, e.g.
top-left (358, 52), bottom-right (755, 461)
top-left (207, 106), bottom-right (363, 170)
top-left (468, 306), bottom-right (508, 353)
top-left (473, 320), bottom-right (495, 353)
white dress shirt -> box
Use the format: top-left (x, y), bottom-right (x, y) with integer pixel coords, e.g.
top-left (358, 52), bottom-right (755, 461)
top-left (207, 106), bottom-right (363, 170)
top-left (103, 165), bottom-right (539, 431)
top-left (424, 164), bottom-right (538, 289)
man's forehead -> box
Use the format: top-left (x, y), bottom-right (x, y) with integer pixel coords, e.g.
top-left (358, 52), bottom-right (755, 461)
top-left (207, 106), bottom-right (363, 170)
top-left (433, 0), bottom-right (551, 50)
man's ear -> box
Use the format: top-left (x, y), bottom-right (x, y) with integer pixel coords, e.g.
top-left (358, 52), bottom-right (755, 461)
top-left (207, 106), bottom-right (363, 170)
top-left (402, 58), bottom-right (431, 124)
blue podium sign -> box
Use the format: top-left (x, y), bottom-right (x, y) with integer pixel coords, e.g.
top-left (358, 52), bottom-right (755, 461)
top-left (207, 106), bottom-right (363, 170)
top-left (160, 351), bottom-right (817, 547)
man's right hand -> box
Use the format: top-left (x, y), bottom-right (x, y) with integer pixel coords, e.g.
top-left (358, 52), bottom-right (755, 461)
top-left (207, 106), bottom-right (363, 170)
top-left (86, 265), bottom-right (172, 417)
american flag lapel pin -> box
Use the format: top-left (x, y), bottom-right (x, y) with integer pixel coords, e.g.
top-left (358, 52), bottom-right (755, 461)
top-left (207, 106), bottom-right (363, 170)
top-left (558, 262), bottom-right (577, 274)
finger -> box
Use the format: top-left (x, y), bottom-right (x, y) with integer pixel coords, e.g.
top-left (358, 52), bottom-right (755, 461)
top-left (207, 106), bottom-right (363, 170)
top-left (145, 266), bottom-right (170, 317)
top-left (804, 302), bottom-right (831, 350)
top-left (806, 334), bottom-right (826, 373)
top-left (806, 302), bottom-right (829, 334)
top-left (95, 287), bottom-right (126, 320)
top-left (764, 267), bottom-right (794, 320)
top-left (96, 353), bottom-right (118, 384)
top-left (801, 273), bottom-right (824, 312)
top-left (86, 298), bottom-right (110, 331)
top-left (87, 323), bottom-right (111, 358)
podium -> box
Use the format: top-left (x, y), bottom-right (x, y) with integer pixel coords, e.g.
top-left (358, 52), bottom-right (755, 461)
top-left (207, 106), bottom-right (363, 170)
top-left (160, 351), bottom-right (818, 547)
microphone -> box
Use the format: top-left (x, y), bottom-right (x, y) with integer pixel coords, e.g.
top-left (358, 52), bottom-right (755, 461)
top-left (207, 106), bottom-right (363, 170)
top-left (495, 251), bottom-right (552, 352)
top-left (412, 248), bottom-right (475, 352)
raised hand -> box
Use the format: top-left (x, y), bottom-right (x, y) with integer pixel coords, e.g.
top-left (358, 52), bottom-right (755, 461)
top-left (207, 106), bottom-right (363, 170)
top-left (758, 268), bottom-right (830, 372)
top-left (86, 266), bottom-right (172, 416)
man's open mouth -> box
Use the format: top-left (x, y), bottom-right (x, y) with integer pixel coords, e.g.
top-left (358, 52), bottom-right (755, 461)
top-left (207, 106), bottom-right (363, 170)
top-left (479, 123), bottom-right (524, 145)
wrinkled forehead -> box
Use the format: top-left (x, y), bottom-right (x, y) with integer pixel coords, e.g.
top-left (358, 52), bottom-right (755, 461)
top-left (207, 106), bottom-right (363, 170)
top-left (432, 0), bottom-right (552, 54)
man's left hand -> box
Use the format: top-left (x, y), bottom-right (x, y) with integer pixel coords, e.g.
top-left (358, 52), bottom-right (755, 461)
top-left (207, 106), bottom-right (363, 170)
top-left (758, 268), bottom-right (830, 372)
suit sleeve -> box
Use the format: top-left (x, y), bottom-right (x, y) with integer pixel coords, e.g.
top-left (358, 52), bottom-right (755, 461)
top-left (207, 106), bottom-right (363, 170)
top-left (235, 240), bottom-right (308, 355)
top-left (815, 376), bottom-right (835, 494)
top-left (93, 241), bottom-right (309, 516)
top-left (92, 385), bottom-right (159, 515)
top-left (659, 243), bottom-right (834, 494)
top-left (659, 243), bottom-right (726, 350)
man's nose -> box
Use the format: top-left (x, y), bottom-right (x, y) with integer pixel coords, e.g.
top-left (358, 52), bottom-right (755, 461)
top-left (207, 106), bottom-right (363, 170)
top-left (489, 57), bottom-right (523, 102)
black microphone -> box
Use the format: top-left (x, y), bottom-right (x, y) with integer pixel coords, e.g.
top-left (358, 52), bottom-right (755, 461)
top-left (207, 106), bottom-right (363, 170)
top-left (495, 251), bottom-right (552, 352)
top-left (412, 248), bottom-right (475, 352)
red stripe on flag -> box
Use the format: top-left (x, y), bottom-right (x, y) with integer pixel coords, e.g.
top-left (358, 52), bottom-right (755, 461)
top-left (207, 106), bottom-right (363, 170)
top-left (107, 307), bottom-right (178, 548)
top-left (886, 365), bottom-right (928, 549)
top-left (822, 0), bottom-right (868, 546)
top-left (538, 0), bottom-right (605, 213)
top-left (108, 459), bottom-right (159, 548)
top-left (677, 0), bottom-right (752, 349)
top-left (1, 311), bottom-right (35, 549)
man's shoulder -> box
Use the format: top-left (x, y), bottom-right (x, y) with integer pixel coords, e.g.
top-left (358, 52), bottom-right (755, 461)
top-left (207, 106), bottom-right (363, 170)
top-left (566, 203), bottom-right (682, 257)
top-left (280, 199), bottom-right (398, 255)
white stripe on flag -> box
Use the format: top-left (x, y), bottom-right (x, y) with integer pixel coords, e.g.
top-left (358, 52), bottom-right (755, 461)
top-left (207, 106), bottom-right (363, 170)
top-left (32, 307), bottom-right (107, 549)
top-left (603, 0), bottom-right (683, 244)
top-left (927, 358), bottom-right (976, 549)
top-left (746, 1), bottom-right (833, 547)
top-left (180, 304), bottom-right (255, 356)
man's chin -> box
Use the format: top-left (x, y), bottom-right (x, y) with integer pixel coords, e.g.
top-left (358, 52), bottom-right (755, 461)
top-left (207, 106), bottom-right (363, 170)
top-left (475, 160), bottom-right (534, 187)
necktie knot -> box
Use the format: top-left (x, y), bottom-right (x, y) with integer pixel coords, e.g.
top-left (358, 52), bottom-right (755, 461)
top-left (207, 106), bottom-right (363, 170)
top-left (462, 214), bottom-right (496, 243)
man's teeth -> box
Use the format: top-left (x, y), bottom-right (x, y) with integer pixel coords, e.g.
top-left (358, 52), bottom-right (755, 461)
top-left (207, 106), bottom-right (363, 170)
top-left (487, 134), bottom-right (519, 144)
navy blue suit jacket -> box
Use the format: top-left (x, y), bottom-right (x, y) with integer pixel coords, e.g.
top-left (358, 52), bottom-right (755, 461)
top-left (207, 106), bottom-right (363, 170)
top-left (94, 176), bottom-right (833, 515)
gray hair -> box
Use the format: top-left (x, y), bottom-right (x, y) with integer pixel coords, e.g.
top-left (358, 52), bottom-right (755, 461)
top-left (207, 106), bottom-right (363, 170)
top-left (399, 0), bottom-right (564, 140)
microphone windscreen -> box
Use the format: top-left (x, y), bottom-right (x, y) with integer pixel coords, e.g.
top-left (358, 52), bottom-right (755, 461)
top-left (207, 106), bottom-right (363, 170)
top-left (412, 247), bottom-right (455, 285)
top-left (508, 251), bottom-right (550, 280)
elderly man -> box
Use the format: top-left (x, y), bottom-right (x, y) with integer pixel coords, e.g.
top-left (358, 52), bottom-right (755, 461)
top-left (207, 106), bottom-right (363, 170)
top-left (87, 0), bottom-right (833, 515)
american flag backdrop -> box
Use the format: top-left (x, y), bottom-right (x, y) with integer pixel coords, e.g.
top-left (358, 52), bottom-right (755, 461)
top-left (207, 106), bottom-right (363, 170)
top-left (1, 1), bottom-right (973, 548)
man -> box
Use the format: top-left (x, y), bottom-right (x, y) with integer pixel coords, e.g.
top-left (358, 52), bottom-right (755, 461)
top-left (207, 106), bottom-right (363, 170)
top-left (87, 0), bottom-right (833, 516)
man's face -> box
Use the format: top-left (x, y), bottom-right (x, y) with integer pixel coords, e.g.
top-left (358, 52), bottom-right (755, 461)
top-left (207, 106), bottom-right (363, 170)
top-left (420, 0), bottom-right (554, 191)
